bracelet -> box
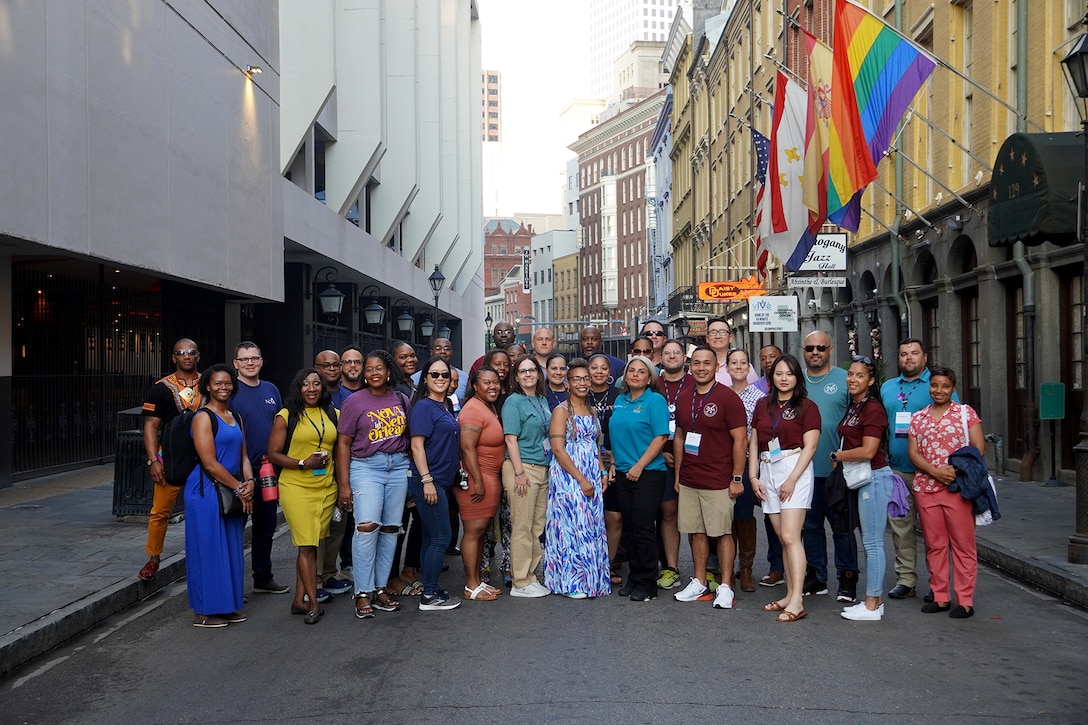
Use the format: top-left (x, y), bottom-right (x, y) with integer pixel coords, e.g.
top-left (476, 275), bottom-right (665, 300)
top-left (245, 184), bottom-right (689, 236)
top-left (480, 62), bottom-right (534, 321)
top-left (515, 471), bottom-right (526, 477)
top-left (423, 480), bottom-right (435, 486)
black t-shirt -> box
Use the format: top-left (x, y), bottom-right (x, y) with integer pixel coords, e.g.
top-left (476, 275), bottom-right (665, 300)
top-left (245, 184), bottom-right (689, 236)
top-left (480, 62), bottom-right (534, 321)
top-left (141, 373), bottom-right (203, 424)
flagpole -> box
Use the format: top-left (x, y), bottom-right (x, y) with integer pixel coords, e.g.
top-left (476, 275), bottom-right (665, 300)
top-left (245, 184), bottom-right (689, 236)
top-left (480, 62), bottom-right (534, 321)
top-left (885, 145), bottom-right (984, 215)
top-left (859, 205), bottom-right (907, 242)
top-left (867, 177), bottom-right (938, 232)
top-left (899, 106), bottom-right (995, 172)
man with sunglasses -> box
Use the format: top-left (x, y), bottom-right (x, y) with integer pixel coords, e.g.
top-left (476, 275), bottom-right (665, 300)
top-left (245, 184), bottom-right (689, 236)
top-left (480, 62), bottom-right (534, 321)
top-left (232, 341), bottom-right (288, 594)
top-left (580, 325), bottom-right (624, 384)
top-left (137, 339), bottom-right (202, 581)
top-left (799, 330), bottom-right (859, 602)
top-left (639, 320), bottom-right (668, 366)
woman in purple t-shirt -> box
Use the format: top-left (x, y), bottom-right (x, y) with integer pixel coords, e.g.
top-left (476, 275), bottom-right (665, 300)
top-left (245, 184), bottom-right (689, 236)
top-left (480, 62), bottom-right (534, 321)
top-left (335, 349), bottom-right (410, 620)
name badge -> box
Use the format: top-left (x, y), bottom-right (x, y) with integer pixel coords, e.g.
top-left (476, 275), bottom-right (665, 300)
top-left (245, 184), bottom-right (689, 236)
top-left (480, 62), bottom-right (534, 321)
top-left (450, 394), bottom-right (461, 413)
top-left (768, 436), bottom-right (784, 463)
top-left (894, 411), bottom-right (912, 437)
top-left (312, 467), bottom-right (327, 476)
top-left (542, 438), bottom-right (552, 457)
top-left (668, 419), bottom-right (676, 439)
top-left (684, 431), bottom-right (702, 455)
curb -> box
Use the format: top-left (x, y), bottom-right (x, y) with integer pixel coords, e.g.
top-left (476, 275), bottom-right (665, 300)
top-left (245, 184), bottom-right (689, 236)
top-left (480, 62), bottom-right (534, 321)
top-left (0, 553), bottom-right (187, 679)
top-left (977, 539), bottom-right (1088, 610)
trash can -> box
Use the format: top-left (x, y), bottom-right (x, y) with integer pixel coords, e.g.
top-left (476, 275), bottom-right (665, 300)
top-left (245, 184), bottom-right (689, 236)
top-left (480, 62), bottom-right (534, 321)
top-left (112, 409), bottom-right (185, 518)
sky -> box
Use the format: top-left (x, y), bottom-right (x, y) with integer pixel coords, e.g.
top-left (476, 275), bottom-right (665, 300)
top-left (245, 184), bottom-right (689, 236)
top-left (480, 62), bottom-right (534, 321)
top-left (478, 0), bottom-right (592, 217)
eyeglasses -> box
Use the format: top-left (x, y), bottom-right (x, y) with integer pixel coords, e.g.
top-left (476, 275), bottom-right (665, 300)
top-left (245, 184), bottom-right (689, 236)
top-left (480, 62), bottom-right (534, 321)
top-left (316, 362), bottom-right (342, 369)
top-left (803, 345), bottom-right (830, 353)
top-left (706, 329), bottom-right (730, 337)
top-left (342, 359), bottom-right (364, 366)
top-left (364, 367), bottom-right (386, 374)
top-left (851, 355), bottom-right (874, 365)
top-left (569, 375), bottom-right (591, 383)
top-left (643, 330), bottom-right (665, 337)
top-left (174, 349), bottom-right (199, 356)
top-left (234, 356), bottom-right (261, 364)
top-left (517, 367), bottom-right (537, 374)
top-left (427, 371), bottom-right (452, 379)
top-left (632, 349), bottom-right (652, 355)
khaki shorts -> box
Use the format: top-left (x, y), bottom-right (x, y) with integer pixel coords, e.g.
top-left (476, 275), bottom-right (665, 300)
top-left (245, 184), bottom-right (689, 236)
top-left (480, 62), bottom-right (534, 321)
top-left (677, 484), bottom-right (735, 537)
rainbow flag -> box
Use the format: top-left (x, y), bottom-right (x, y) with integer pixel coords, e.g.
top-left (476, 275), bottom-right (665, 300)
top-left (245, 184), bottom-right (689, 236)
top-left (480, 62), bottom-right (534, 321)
top-left (803, 29), bottom-right (876, 228)
top-left (830, 0), bottom-right (938, 230)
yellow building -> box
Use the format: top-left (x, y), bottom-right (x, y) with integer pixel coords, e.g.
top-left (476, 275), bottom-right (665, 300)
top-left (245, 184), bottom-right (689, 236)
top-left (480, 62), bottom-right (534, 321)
top-left (553, 251), bottom-right (581, 351)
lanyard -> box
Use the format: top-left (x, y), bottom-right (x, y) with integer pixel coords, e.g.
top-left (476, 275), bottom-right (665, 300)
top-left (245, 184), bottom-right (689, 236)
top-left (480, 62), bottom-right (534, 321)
top-left (303, 409), bottom-right (327, 451)
top-left (769, 401), bottom-right (790, 435)
top-left (527, 395), bottom-right (550, 423)
top-left (546, 387), bottom-right (566, 408)
top-left (897, 378), bottom-right (924, 411)
top-left (661, 376), bottom-right (686, 409)
top-left (690, 382), bottom-right (716, 429)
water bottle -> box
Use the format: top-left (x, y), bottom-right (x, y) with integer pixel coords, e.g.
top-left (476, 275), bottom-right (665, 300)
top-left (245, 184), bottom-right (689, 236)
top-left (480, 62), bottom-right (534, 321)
top-left (258, 456), bottom-right (279, 502)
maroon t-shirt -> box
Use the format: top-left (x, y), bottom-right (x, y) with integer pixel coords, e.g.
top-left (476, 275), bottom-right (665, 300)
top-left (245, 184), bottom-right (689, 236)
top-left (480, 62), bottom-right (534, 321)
top-left (674, 383), bottom-right (747, 490)
top-left (751, 398), bottom-right (822, 452)
top-left (837, 396), bottom-right (889, 469)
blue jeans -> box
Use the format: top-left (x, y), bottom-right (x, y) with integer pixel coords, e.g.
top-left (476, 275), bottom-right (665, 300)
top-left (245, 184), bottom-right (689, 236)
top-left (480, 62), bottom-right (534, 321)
top-left (349, 452), bottom-right (409, 595)
top-left (802, 476), bottom-right (859, 583)
top-left (858, 466), bottom-right (894, 597)
top-left (408, 473), bottom-right (452, 596)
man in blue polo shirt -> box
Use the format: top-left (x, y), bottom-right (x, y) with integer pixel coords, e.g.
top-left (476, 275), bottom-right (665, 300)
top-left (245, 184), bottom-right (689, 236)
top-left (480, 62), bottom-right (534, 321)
top-left (232, 341), bottom-right (287, 594)
top-left (879, 337), bottom-right (956, 601)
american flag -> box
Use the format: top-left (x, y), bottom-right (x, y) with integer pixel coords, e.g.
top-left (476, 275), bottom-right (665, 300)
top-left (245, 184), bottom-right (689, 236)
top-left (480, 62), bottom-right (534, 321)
top-left (751, 127), bottom-right (770, 282)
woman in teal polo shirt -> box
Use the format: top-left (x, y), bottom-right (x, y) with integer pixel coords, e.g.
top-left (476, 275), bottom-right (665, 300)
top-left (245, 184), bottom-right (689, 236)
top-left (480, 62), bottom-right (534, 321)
top-left (607, 355), bottom-right (671, 601)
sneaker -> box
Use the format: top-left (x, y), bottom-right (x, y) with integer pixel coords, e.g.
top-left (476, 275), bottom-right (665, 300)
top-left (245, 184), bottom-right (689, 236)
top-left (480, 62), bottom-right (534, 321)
top-left (564, 592), bottom-right (588, 599)
top-left (836, 571), bottom-right (858, 603)
top-left (618, 583), bottom-right (636, 597)
top-left (529, 582), bottom-right (551, 596)
top-left (759, 571), bottom-right (785, 587)
top-left (192, 614), bottom-right (228, 628)
top-left (323, 577), bottom-right (352, 595)
top-left (706, 571), bottom-right (720, 593)
top-left (303, 589), bottom-right (331, 605)
top-left (419, 592), bottom-right (461, 611)
top-left (802, 571), bottom-right (828, 596)
top-left (712, 584), bottom-right (735, 609)
top-left (841, 603), bottom-right (884, 621)
top-left (887, 584), bottom-right (916, 599)
top-left (674, 577), bottom-right (709, 602)
top-left (656, 567), bottom-right (681, 590)
top-left (629, 588), bottom-right (657, 602)
top-left (253, 580), bottom-right (290, 594)
top-left (511, 583), bottom-right (550, 598)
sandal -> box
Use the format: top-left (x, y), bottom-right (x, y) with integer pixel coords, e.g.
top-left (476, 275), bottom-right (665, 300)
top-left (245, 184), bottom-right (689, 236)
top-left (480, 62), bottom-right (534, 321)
top-left (762, 601), bottom-right (786, 612)
top-left (464, 583), bottom-right (498, 600)
top-left (777, 609), bottom-right (808, 623)
top-left (482, 583), bottom-right (502, 596)
top-left (292, 604), bottom-right (324, 616)
top-left (138, 558), bottom-right (160, 581)
top-left (355, 593), bottom-right (375, 619)
top-left (372, 588), bottom-right (401, 612)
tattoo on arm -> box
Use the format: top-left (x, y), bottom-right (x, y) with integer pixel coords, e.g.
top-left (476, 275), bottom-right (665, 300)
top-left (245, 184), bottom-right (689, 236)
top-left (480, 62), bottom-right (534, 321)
top-left (461, 425), bottom-right (482, 433)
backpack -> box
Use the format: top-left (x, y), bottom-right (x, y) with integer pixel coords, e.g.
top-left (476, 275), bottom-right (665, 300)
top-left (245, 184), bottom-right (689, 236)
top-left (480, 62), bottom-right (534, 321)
top-left (161, 408), bottom-right (217, 486)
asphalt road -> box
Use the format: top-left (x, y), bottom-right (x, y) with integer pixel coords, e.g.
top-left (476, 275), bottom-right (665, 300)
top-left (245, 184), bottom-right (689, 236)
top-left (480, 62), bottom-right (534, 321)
top-left (3, 531), bottom-right (1087, 724)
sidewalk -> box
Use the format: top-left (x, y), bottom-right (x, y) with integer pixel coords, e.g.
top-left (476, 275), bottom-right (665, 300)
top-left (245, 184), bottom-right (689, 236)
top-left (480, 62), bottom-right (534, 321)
top-left (1, 465), bottom-right (1087, 677)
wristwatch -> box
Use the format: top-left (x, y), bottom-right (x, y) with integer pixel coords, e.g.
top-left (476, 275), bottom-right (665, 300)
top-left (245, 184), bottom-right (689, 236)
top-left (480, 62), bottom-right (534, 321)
top-left (297, 459), bottom-right (305, 470)
top-left (830, 451), bottom-right (839, 462)
top-left (146, 459), bottom-right (155, 467)
top-left (731, 475), bottom-right (743, 484)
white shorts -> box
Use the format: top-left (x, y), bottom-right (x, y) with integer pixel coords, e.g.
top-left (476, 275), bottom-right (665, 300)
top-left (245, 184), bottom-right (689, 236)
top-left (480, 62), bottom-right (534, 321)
top-left (759, 456), bottom-right (814, 514)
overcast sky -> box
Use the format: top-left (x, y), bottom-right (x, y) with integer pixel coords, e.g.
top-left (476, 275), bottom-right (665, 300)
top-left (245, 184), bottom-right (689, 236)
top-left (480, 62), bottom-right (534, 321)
top-left (479, 0), bottom-right (592, 216)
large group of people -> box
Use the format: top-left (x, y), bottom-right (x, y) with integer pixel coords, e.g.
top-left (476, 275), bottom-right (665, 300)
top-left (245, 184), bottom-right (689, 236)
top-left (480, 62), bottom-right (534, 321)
top-left (137, 320), bottom-right (990, 627)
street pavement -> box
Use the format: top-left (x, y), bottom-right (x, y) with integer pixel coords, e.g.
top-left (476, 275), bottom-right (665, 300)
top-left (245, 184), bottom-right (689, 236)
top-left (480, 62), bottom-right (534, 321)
top-left (2, 463), bottom-right (1088, 702)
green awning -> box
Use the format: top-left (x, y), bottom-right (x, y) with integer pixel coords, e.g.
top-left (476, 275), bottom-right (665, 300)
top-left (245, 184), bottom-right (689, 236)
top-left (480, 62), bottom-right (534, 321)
top-left (988, 132), bottom-right (1082, 247)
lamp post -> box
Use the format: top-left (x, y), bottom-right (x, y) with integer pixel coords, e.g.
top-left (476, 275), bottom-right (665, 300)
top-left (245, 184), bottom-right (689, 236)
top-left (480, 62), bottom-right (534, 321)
top-left (484, 312), bottom-right (493, 348)
top-left (428, 264), bottom-right (445, 344)
top-left (1062, 19), bottom-right (1088, 563)
top-left (675, 317), bottom-right (690, 342)
top-left (311, 266), bottom-right (345, 322)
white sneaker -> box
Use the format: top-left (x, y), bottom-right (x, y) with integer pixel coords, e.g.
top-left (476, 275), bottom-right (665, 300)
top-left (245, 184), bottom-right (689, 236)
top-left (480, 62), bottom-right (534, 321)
top-left (841, 603), bottom-right (884, 621)
top-left (510, 583), bottom-right (550, 598)
top-left (712, 584), bottom-right (735, 609)
top-left (674, 577), bottom-right (709, 602)
top-left (564, 591), bottom-right (588, 599)
top-left (529, 582), bottom-right (552, 596)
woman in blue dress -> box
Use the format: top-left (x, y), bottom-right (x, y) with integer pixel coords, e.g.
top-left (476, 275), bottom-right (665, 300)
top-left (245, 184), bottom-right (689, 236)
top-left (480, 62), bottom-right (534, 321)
top-left (185, 363), bottom-right (254, 628)
top-left (543, 358), bottom-right (610, 598)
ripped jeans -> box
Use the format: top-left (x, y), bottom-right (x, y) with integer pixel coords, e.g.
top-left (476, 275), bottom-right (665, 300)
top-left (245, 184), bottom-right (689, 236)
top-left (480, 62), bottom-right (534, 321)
top-left (349, 452), bottom-right (409, 595)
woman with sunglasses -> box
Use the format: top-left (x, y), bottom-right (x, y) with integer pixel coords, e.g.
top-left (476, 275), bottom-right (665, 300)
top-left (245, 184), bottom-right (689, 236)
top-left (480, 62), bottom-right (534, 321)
top-left (456, 367), bottom-right (506, 600)
top-left (749, 354), bottom-right (820, 622)
top-left (334, 350), bottom-right (411, 620)
top-left (725, 347), bottom-right (765, 593)
top-left (544, 352), bottom-right (569, 410)
top-left (500, 354), bottom-right (553, 597)
top-left (639, 320), bottom-right (667, 366)
top-left (544, 358), bottom-right (610, 598)
top-left (407, 357), bottom-right (462, 610)
top-left (834, 356), bottom-right (893, 621)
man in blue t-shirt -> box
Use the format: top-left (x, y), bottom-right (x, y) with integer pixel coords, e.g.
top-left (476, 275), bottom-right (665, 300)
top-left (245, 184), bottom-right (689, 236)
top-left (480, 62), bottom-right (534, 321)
top-left (799, 330), bottom-right (858, 603)
top-left (879, 337), bottom-right (957, 601)
top-left (232, 342), bottom-right (286, 594)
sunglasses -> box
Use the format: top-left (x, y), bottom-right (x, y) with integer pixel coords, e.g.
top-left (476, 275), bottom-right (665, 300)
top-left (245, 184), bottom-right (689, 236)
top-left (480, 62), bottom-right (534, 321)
top-left (804, 345), bottom-right (829, 353)
top-left (427, 371), bottom-right (452, 379)
top-left (632, 349), bottom-right (652, 355)
top-left (174, 349), bottom-right (199, 356)
top-left (643, 330), bottom-right (665, 337)
top-left (851, 355), bottom-right (874, 365)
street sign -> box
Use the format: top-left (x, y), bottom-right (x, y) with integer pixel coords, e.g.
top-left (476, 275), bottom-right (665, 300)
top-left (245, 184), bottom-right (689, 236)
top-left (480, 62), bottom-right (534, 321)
top-left (522, 249), bottom-right (531, 293)
top-left (788, 276), bottom-right (847, 288)
top-left (1040, 382), bottom-right (1065, 420)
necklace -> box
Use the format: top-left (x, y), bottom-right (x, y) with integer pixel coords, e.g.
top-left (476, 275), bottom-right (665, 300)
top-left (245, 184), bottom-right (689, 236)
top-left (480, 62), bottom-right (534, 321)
top-left (804, 369), bottom-right (830, 386)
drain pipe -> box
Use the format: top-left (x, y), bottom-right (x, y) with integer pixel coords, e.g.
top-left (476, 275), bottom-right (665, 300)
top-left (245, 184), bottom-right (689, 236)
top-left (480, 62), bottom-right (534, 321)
top-left (892, 0), bottom-right (911, 336)
top-left (1014, 0), bottom-right (1038, 480)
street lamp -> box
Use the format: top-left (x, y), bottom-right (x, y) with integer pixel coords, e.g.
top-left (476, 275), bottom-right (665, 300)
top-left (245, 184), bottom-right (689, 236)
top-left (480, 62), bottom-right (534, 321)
top-left (428, 264), bottom-right (445, 344)
top-left (310, 265), bottom-right (345, 322)
top-left (1061, 19), bottom-right (1088, 563)
top-left (675, 318), bottom-right (690, 341)
top-left (392, 298), bottom-right (414, 339)
top-left (485, 311), bottom-right (493, 348)
top-left (359, 285), bottom-right (386, 327)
